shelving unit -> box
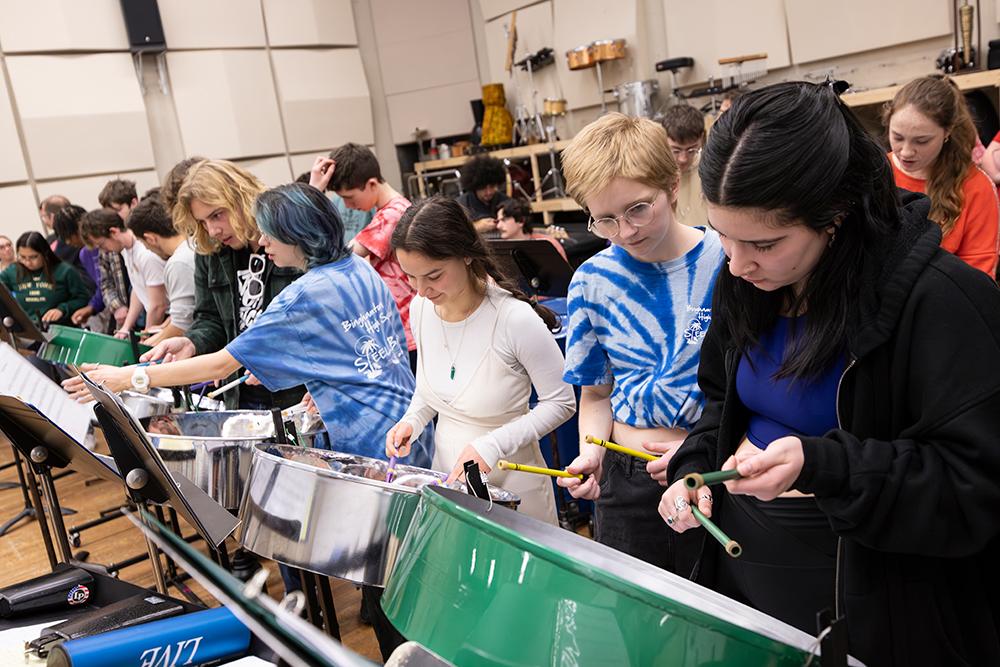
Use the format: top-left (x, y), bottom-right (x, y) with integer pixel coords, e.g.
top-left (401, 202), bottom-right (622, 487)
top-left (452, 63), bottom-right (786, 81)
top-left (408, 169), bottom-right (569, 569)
top-left (413, 140), bottom-right (582, 225)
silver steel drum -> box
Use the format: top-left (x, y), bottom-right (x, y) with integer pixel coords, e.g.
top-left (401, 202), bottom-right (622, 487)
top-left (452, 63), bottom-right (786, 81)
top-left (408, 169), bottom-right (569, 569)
top-left (120, 388), bottom-right (226, 423)
top-left (613, 79), bottom-right (661, 118)
top-left (145, 410), bottom-right (327, 512)
top-left (237, 444), bottom-right (520, 586)
top-left (120, 388), bottom-right (175, 421)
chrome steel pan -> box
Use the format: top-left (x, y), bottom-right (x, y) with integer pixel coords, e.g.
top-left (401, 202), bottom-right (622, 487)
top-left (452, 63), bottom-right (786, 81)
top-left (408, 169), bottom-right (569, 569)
top-left (145, 410), bottom-right (326, 512)
top-left (237, 444), bottom-right (519, 586)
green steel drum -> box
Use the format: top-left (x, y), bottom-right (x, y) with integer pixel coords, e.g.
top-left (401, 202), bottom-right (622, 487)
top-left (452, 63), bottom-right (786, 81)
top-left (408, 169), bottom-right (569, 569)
top-left (40, 324), bottom-right (150, 366)
top-left (383, 487), bottom-right (862, 667)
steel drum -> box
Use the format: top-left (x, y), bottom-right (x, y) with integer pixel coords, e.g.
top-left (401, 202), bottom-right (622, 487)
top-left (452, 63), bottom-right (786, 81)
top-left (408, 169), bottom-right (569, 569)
top-left (382, 487), bottom-right (863, 667)
top-left (238, 445), bottom-right (520, 586)
top-left (39, 324), bottom-right (151, 366)
top-left (120, 388), bottom-right (177, 422)
top-left (145, 410), bottom-right (326, 511)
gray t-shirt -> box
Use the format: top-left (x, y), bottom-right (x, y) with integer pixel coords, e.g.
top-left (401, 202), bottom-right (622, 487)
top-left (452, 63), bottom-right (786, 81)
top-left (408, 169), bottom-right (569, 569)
top-left (164, 241), bottom-right (196, 331)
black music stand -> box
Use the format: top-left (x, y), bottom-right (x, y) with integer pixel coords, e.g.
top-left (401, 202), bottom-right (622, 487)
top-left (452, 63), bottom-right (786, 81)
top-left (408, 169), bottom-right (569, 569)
top-left (487, 239), bottom-right (573, 298)
top-left (0, 395), bottom-right (121, 571)
top-left (79, 374), bottom-right (240, 594)
top-left (0, 282), bottom-right (45, 348)
top-left (0, 283), bottom-right (46, 492)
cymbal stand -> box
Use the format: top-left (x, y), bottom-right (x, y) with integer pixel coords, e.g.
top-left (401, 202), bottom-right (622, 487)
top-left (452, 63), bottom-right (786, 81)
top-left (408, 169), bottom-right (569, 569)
top-left (539, 118), bottom-right (566, 199)
top-left (595, 61), bottom-right (608, 113)
top-left (523, 58), bottom-right (546, 141)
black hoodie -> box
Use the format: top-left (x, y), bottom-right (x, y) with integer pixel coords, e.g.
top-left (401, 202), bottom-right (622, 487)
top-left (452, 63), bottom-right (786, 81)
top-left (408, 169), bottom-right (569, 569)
top-left (669, 194), bottom-right (1000, 666)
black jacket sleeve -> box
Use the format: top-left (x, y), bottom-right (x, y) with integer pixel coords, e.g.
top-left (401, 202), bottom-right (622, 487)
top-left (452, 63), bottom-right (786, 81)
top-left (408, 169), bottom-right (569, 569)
top-left (184, 254), bottom-right (228, 355)
top-left (667, 312), bottom-right (730, 483)
top-left (796, 264), bottom-right (1000, 558)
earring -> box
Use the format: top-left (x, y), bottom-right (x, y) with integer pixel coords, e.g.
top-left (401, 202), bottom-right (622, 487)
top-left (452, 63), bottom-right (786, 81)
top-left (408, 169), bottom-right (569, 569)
top-left (828, 226), bottom-right (837, 247)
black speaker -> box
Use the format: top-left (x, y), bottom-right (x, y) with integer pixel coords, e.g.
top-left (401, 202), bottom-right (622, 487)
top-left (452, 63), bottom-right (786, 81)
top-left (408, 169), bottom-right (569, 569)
top-left (119, 0), bottom-right (166, 53)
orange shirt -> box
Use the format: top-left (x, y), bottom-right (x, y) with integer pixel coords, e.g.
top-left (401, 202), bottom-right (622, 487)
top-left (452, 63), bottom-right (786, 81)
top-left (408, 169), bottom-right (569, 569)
top-left (889, 153), bottom-right (999, 276)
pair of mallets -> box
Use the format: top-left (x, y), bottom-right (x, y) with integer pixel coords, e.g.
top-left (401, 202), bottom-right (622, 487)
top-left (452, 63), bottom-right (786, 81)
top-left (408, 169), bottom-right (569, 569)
top-left (497, 435), bottom-right (742, 558)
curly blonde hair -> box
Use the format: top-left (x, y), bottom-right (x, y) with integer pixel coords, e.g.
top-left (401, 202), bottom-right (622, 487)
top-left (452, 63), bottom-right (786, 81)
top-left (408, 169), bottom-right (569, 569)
top-left (173, 160), bottom-right (265, 254)
top-left (561, 112), bottom-right (679, 210)
top-left (883, 76), bottom-right (977, 235)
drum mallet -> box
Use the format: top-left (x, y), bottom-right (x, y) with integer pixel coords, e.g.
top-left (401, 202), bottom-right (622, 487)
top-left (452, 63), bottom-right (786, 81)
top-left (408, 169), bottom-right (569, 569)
top-left (690, 505), bottom-right (742, 558)
top-left (206, 374), bottom-right (249, 399)
top-left (683, 469), bottom-right (742, 490)
top-left (583, 435), bottom-right (657, 462)
top-left (497, 460), bottom-right (584, 480)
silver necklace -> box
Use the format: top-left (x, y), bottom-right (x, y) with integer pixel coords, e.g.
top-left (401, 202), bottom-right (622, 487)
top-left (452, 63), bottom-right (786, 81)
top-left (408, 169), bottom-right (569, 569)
top-left (437, 302), bottom-right (476, 380)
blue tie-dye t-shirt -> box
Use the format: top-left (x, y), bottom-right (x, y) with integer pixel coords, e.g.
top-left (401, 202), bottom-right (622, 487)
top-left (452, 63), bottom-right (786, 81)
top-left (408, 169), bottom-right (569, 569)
top-left (227, 254), bottom-right (433, 466)
top-left (563, 229), bottom-right (724, 429)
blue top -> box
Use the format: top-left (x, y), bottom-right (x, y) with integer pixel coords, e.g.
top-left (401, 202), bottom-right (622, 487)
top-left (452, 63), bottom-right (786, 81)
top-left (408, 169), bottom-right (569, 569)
top-left (563, 229), bottom-right (725, 429)
top-left (227, 254), bottom-right (433, 466)
top-left (330, 193), bottom-right (375, 242)
top-left (736, 316), bottom-right (845, 449)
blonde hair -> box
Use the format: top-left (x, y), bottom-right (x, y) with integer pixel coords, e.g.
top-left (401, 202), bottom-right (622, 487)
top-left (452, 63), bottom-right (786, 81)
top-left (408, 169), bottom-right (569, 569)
top-left (561, 112), bottom-right (679, 209)
top-left (883, 76), bottom-right (977, 234)
top-left (173, 159), bottom-right (265, 254)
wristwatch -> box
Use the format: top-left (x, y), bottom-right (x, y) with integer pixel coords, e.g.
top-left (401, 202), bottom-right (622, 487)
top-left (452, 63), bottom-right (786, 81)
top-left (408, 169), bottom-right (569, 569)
top-left (130, 366), bottom-right (150, 394)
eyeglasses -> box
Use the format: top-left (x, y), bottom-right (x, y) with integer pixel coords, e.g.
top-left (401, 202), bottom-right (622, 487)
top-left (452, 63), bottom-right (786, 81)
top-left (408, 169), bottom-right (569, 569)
top-left (587, 195), bottom-right (659, 239)
top-left (669, 146), bottom-right (702, 159)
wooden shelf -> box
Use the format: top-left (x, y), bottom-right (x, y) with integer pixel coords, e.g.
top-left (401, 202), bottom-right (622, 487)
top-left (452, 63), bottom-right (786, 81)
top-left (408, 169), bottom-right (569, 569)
top-left (531, 198), bottom-right (581, 213)
top-left (414, 140), bottom-right (572, 174)
top-left (841, 69), bottom-right (1000, 108)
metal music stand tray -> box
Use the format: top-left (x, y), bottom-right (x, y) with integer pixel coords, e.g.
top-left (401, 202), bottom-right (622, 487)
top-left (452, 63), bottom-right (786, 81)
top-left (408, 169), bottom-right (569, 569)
top-left (0, 394), bottom-right (121, 571)
top-left (486, 239), bottom-right (574, 298)
top-left (79, 373), bottom-right (240, 594)
top-left (0, 282), bottom-right (46, 348)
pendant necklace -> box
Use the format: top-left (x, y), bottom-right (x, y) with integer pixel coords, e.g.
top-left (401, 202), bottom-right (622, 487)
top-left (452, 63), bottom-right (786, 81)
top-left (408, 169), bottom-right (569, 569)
top-left (438, 302), bottom-right (474, 380)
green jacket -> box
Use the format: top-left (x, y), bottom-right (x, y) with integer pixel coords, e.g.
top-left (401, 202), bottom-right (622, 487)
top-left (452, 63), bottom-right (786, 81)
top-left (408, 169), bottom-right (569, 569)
top-left (185, 249), bottom-right (304, 409)
top-left (0, 262), bottom-right (91, 325)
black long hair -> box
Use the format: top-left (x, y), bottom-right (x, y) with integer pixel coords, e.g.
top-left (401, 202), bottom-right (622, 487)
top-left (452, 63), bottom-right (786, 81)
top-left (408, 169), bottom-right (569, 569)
top-left (391, 196), bottom-right (559, 330)
top-left (16, 231), bottom-right (62, 283)
top-left (700, 81), bottom-right (901, 380)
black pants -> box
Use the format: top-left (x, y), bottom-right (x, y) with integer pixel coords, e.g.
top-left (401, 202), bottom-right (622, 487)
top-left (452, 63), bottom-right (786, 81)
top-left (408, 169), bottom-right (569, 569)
top-left (715, 493), bottom-right (837, 635)
top-left (595, 450), bottom-right (701, 575)
top-left (362, 585), bottom-right (407, 661)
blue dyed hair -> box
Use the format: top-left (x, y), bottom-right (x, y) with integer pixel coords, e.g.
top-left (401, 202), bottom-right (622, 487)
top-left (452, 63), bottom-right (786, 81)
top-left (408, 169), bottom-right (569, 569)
top-left (254, 183), bottom-right (349, 268)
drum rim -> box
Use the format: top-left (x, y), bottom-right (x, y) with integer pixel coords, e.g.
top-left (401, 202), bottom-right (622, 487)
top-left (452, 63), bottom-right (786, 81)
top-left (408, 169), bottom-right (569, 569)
top-left (250, 444), bottom-right (432, 496)
top-left (145, 409), bottom-right (325, 442)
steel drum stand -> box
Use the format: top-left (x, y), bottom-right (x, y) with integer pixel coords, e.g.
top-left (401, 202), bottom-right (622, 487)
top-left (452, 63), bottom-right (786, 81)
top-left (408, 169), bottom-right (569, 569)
top-left (77, 375), bottom-right (239, 600)
top-left (0, 448), bottom-right (44, 538)
top-left (266, 409), bottom-right (341, 640)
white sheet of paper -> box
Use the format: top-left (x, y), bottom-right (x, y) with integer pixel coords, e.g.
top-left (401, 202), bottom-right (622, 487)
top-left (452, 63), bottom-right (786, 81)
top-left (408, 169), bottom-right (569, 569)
top-left (0, 618), bottom-right (65, 665)
top-left (0, 342), bottom-right (91, 446)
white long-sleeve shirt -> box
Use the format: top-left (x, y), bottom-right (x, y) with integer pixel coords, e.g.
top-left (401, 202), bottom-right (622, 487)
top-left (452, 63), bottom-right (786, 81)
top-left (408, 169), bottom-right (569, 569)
top-left (402, 286), bottom-right (576, 468)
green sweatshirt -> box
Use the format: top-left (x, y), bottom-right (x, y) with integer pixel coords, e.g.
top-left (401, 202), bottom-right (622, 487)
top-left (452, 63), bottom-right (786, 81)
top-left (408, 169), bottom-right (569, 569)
top-left (0, 262), bottom-right (91, 325)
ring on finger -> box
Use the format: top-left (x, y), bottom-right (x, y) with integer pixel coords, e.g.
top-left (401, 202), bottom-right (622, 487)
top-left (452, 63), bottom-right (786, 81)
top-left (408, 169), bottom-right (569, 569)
top-left (673, 496), bottom-right (689, 512)
top-left (699, 493), bottom-right (712, 503)
top-left (666, 514), bottom-right (677, 526)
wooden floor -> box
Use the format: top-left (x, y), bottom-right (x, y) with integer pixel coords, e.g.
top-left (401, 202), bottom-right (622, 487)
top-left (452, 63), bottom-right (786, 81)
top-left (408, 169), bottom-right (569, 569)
top-left (0, 437), bottom-right (383, 663)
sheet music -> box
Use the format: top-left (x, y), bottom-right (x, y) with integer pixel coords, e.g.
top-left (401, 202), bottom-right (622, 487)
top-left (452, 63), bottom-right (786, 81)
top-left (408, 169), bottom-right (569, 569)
top-left (0, 342), bottom-right (91, 446)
